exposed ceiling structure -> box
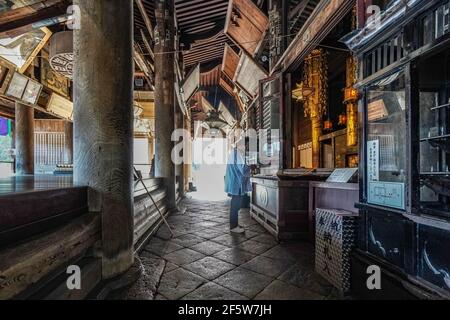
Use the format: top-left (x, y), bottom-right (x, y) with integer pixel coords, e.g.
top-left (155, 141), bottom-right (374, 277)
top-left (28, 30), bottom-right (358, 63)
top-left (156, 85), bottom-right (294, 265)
top-left (0, 0), bottom-right (70, 34)
top-left (0, 0), bottom-right (323, 72)
top-left (134, 0), bottom-right (233, 71)
top-left (0, 0), bottom-right (322, 126)
top-left (289, 0), bottom-right (321, 35)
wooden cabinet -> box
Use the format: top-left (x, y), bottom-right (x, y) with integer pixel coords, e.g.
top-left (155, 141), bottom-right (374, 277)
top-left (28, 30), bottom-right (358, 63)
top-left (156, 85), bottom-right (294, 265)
top-left (250, 171), bottom-right (330, 240)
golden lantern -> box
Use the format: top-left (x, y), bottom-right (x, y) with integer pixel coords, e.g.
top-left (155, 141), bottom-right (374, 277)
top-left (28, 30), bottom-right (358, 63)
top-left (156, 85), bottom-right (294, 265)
top-left (338, 113), bottom-right (348, 126)
top-left (324, 119), bottom-right (333, 131)
top-left (344, 87), bottom-right (359, 103)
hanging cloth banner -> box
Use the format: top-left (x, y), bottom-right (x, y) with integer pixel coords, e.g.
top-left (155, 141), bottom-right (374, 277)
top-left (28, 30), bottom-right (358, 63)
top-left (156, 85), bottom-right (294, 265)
top-left (0, 117), bottom-right (9, 136)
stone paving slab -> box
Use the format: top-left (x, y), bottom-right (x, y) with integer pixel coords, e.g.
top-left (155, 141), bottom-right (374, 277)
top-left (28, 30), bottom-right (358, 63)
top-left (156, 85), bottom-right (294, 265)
top-left (214, 268), bottom-right (273, 299)
top-left (163, 248), bottom-right (205, 266)
top-left (125, 198), bottom-right (344, 300)
top-left (278, 263), bottom-right (336, 297)
top-left (184, 257), bottom-right (235, 280)
top-left (171, 234), bottom-right (206, 247)
top-left (254, 280), bottom-right (324, 300)
top-left (190, 240), bottom-right (229, 255)
top-left (119, 256), bottom-right (166, 300)
top-left (262, 244), bottom-right (309, 261)
top-left (158, 268), bottom-right (207, 300)
top-left (251, 234), bottom-right (279, 245)
top-left (182, 282), bottom-right (248, 300)
top-left (236, 239), bottom-right (275, 255)
top-left (241, 255), bottom-right (295, 278)
top-left (144, 237), bottom-right (184, 256)
top-left (213, 247), bottom-right (257, 266)
top-left (210, 234), bottom-right (248, 247)
top-left (195, 229), bottom-right (226, 240)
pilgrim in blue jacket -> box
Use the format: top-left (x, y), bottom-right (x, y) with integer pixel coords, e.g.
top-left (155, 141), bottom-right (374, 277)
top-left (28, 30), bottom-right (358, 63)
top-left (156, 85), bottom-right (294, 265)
top-left (225, 147), bottom-right (252, 232)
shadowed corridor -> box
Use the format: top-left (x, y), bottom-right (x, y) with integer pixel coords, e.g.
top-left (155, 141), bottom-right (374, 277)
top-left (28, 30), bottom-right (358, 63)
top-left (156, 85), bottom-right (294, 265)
top-left (115, 198), bottom-right (341, 300)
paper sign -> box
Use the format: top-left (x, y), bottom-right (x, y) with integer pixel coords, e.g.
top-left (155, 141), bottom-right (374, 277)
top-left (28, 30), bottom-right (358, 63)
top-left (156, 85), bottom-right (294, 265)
top-left (326, 168), bottom-right (358, 183)
top-left (367, 140), bottom-right (379, 181)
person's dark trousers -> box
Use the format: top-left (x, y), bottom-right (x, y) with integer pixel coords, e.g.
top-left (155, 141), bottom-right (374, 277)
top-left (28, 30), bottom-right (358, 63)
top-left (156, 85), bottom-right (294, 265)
top-left (230, 195), bottom-right (243, 229)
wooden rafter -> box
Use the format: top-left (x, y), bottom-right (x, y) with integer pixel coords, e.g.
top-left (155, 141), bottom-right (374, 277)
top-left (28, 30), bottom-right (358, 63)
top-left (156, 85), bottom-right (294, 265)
top-left (0, 0), bottom-right (69, 33)
top-left (134, 0), bottom-right (154, 40)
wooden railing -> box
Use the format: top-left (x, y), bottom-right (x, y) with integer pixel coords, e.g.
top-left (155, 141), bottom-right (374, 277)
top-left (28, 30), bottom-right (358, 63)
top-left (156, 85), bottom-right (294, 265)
top-left (0, 176), bottom-right (170, 299)
top-left (133, 176), bottom-right (168, 252)
top-left (0, 198), bottom-right (100, 299)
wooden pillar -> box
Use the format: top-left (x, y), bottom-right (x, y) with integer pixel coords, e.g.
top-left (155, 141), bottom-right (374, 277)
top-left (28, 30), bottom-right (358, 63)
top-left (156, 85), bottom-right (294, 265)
top-left (345, 55), bottom-right (359, 148)
top-left (154, 0), bottom-right (176, 209)
top-left (73, 0), bottom-right (134, 278)
top-left (15, 102), bottom-right (34, 175)
top-left (184, 116), bottom-right (192, 191)
top-left (176, 108), bottom-right (185, 198)
top-left (304, 49), bottom-right (328, 169)
top-left (64, 121), bottom-right (73, 164)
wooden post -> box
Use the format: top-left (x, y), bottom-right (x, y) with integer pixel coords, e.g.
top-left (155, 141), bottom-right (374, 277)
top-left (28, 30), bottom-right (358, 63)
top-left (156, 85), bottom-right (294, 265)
top-left (311, 116), bottom-right (322, 168)
top-left (184, 116), bottom-right (192, 191)
top-left (15, 102), bottom-right (34, 175)
top-left (304, 50), bottom-right (327, 169)
top-left (154, 0), bottom-right (176, 209)
top-left (73, 0), bottom-right (134, 279)
top-left (64, 121), bottom-right (73, 164)
top-left (176, 108), bottom-right (185, 198)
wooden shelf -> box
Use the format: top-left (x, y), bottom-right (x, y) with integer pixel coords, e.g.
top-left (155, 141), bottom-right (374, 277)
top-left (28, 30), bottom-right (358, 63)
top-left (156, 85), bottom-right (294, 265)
top-left (420, 204), bottom-right (450, 219)
top-left (420, 134), bottom-right (450, 142)
top-left (420, 172), bottom-right (450, 175)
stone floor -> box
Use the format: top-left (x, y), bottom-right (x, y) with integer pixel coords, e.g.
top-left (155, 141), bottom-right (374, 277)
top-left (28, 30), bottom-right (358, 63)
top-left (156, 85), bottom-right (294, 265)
top-left (118, 198), bottom-right (342, 300)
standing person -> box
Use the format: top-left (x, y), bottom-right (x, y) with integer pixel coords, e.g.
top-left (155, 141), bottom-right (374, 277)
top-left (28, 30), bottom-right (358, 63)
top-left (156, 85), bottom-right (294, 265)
top-left (224, 140), bottom-right (252, 234)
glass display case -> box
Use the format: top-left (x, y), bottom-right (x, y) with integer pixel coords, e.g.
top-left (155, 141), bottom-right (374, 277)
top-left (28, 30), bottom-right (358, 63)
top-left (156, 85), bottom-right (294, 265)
top-left (418, 50), bottom-right (450, 218)
top-left (347, 0), bottom-right (450, 299)
top-left (366, 70), bottom-right (407, 210)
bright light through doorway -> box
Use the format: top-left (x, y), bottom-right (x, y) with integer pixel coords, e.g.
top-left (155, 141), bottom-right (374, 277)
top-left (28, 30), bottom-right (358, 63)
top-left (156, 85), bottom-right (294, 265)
top-left (191, 137), bottom-right (228, 201)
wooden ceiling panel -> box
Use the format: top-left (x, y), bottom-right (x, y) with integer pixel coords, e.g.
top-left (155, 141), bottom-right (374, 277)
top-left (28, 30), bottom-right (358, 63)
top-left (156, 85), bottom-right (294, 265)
top-left (234, 53), bottom-right (267, 97)
top-left (221, 44), bottom-right (240, 81)
top-left (224, 0), bottom-right (268, 57)
top-left (175, 0), bottom-right (230, 67)
top-left (219, 74), bottom-right (235, 97)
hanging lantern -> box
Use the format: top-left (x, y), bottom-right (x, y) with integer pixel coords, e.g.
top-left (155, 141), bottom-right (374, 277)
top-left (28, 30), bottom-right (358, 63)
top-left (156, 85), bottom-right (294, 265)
top-left (324, 119), bottom-right (333, 131)
top-left (292, 82), bottom-right (315, 102)
top-left (344, 87), bottom-right (359, 103)
top-left (49, 31), bottom-right (74, 79)
top-left (338, 113), bottom-right (347, 126)
top-left (205, 110), bottom-right (229, 130)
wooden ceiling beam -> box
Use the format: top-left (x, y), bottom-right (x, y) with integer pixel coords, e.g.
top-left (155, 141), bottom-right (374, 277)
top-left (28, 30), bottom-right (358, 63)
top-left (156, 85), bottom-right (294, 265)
top-left (134, 0), bottom-right (154, 40)
top-left (289, 0), bottom-right (310, 30)
top-left (181, 22), bottom-right (225, 43)
top-left (140, 28), bottom-right (155, 62)
top-left (0, 1), bottom-right (69, 33)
